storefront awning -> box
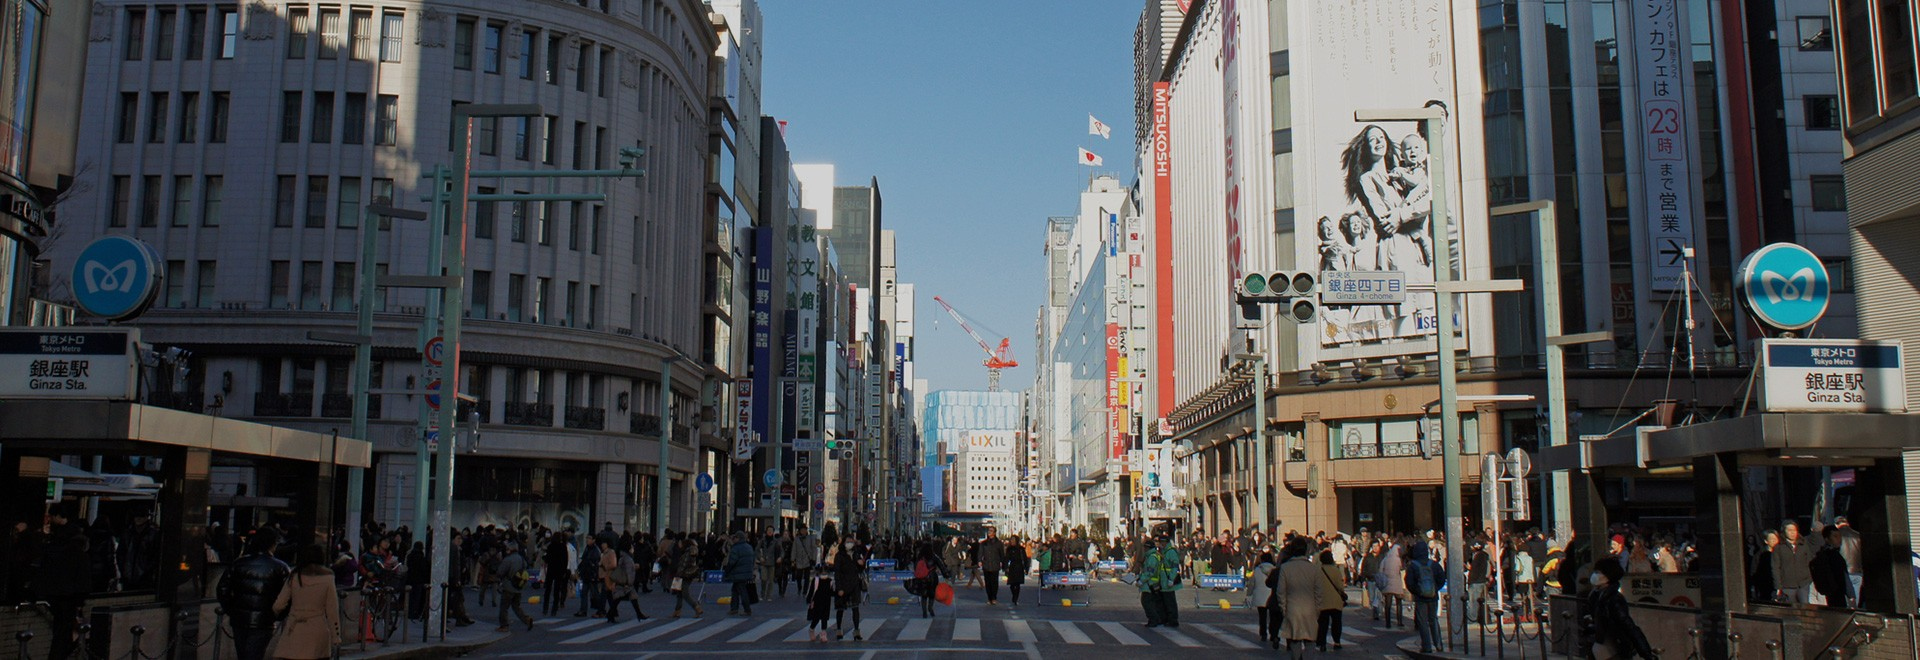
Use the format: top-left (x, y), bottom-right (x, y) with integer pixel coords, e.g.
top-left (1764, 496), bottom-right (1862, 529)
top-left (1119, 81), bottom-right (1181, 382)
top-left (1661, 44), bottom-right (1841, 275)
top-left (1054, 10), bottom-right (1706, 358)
top-left (0, 400), bottom-right (372, 468)
top-left (1538, 413), bottom-right (1920, 471)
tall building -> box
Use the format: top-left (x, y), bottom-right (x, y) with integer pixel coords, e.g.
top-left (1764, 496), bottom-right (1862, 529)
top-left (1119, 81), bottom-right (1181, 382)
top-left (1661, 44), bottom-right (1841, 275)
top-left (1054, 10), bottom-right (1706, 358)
top-left (0, 0), bottom-right (90, 324)
top-left (48, 0), bottom-right (726, 534)
top-left (923, 389), bottom-right (1022, 525)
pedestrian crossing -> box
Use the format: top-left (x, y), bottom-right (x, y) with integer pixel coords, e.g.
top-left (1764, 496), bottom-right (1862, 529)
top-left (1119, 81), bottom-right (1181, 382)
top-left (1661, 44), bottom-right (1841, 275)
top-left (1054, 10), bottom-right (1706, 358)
top-left (541, 614), bottom-right (1309, 649)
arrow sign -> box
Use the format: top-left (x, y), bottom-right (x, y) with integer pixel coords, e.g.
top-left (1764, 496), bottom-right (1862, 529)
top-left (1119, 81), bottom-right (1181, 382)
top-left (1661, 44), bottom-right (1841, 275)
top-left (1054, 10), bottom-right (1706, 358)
top-left (1659, 239), bottom-right (1687, 266)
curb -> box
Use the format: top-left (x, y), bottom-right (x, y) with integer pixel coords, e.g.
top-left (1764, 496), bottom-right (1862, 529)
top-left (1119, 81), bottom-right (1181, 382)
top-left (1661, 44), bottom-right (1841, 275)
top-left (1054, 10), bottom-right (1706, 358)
top-left (343, 631), bottom-right (507, 660)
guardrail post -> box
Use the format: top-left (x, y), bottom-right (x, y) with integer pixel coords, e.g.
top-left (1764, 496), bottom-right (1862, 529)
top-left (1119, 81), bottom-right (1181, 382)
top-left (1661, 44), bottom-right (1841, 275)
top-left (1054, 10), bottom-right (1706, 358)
top-left (1478, 598), bottom-right (1487, 656)
top-left (16, 630), bottom-right (32, 660)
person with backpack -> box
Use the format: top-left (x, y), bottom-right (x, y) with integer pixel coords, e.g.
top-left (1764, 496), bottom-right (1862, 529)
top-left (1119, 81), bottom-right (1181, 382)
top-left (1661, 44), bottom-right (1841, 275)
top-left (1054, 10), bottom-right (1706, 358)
top-left (911, 543), bottom-right (943, 618)
top-left (574, 538), bottom-right (602, 617)
top-left (723, 532), bottom-right (758, 616)
top-left (494, 540), bottom-right (535, 632)
top-left (1404, 542), bottom-right (1446, 653)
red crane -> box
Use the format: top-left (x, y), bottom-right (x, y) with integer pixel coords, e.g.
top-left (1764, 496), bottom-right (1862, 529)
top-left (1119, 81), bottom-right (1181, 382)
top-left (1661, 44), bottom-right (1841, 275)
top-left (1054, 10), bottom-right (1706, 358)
top-left (933, 295), bottom-right (1019, 391)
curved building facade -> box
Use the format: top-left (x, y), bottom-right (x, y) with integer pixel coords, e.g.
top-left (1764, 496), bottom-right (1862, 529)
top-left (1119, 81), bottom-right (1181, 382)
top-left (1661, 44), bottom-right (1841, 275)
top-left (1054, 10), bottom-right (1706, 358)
top-left (47, 0), bottom-right (729, 533)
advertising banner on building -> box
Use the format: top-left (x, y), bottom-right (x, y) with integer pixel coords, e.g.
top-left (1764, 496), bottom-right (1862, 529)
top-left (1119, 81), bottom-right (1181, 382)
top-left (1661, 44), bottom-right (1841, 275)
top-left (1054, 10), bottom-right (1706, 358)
top-left (1153, 80), bottom-right (1177, 417)
top-left (752, 228), bottom-right (774, 447)
top-left (734, 378), bottom-right (755, 461)
top-left (0, 329), bottom-right (139, 399)
top-left (1106, 322), bottom-right (1123, 460)
top-left (965, 430), bottom-right (1016, 454)
top-left (1300, 0), bottom-right (1467, 359)
top-left (1220, 0), bottom-right (1245, 288)
top-left (1631, 0), bottom-right (1697, 293)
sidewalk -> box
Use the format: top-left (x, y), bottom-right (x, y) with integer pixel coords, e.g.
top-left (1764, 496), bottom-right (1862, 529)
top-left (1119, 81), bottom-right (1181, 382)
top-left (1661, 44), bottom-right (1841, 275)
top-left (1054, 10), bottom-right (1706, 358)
top-left (339, 618), bottom-right (507, 660)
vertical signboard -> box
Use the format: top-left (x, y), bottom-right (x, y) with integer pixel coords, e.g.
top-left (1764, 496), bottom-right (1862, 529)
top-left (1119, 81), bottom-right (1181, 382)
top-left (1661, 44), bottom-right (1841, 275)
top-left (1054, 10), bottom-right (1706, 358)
top-left (752, 228), bottom-right (774, 447)
top-left (1152, 80), bottom-right (1176, 418)
top-left (1632, 0), bottom-right (1696, 293)
top-left (1220, 0), bottom-right (1245, 288)
top-left (734, 378), bottom-right (755, 461)
top-left (1106, 322), bottom-right (1123, 460)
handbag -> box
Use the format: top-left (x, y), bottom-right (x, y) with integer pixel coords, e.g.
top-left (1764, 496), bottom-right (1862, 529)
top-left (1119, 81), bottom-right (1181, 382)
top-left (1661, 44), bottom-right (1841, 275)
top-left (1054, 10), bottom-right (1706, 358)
top-left (1323, 569), bottom-right (1350, 606)
top-left (669, 577), bottom-right (685, 593)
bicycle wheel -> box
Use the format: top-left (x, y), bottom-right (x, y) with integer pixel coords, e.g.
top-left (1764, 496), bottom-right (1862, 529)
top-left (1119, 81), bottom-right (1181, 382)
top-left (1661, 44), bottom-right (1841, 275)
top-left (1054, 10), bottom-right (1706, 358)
top-left (377, 591), bottom-right (402, 642)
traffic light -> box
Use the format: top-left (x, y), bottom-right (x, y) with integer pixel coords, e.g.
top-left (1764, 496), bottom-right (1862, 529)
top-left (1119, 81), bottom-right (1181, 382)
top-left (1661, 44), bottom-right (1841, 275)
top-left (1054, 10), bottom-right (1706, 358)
top-left (1236, 271), bottom-right (1318, 324)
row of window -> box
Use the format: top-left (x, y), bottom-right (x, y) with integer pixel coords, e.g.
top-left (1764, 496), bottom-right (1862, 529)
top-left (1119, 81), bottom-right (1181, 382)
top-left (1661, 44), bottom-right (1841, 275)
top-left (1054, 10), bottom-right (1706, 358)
top-left (284, 5), bottom-right (406, 62)
top-left (276, 92), bottom-right (400, 145)
top-left (106, 174), bottom-right (229, 228)
top-left (114, 91), bottom-right (231, 144)
top-left (122, 5), bottom-right (240, 62)
top-left (1836, 0), bottom-right (1920, 126)
top-left (257, 260), bottom-right (605, 330)
top-left (256, 357), bottom-right (617, 412)
top-left (452, 17), bottom-right (616, 99)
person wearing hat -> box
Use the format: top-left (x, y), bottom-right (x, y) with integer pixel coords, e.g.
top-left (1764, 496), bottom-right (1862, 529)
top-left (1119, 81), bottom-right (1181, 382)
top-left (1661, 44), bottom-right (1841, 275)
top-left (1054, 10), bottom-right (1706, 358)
top-left (1582, 558), bottom-right (1655, 659)
top-left (218, 530), bottom-right (290, 660)
top-left (494, 539), bottom-right (535, 632)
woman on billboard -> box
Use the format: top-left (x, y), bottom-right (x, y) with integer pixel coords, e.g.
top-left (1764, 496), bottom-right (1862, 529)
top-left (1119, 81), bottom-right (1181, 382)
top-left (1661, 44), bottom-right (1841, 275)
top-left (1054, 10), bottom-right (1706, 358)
top-left (1336, 124), bottom-right (1438, 342)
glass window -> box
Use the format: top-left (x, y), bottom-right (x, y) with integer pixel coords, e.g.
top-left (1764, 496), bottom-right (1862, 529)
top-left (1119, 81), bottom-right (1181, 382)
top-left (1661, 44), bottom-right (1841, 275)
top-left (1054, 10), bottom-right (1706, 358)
top-left (575, 43), bottom-right (590, 91)
top-left (375, 95), bottom-right (398, 145)
top-left (165, 260), bottom-right (187, 308)
top-left (185, 8), bottom-right (208, 60)
top-left (372, 178), bottom-right (394, 231)
top-left (545, 34), bottom-right (561, 84)
top-left (170, 176), bottom-right (191, 227)
top-left (209, 92), bottom-right (229, 143)
top-left (537, 201), bottom-right (551, 245)
top-left (218, 6), bottom-right (239, 58)
top-left (310, 91), bottom-right (334, 142)
top-left (109, 176), bottom-right (130, 228)
top-left (472, 270), bottom-right (492, 318)
top-left (568, 201), bottom-right (581, 251)
top-left (541, 115), bottom-right (557, 163)
top-left (1810, 175), bottom-right (1848, 211)
top-left (318, 8), bottom-right (342, 59)
top-left (196, 261), bottom-right (217, 308)
top-left (125, 8), bottom-right (145, 61)
top-left (179, 92), bottom-right (198, 143)
top-left (337, 177), bottom-right (361, 228)
top-left (599, 47), bottom-right (612, 97)
top-left (595, 127), bottom-right (607, 169)
top-left (591, 206), bottom-right (602, 254)
top-left (300, 260), bottom-right (323, 310)
top-left (510, 197), bottom-right (526, 242)
top-left (1805, 95), bottom-right (1841, 129)
top-left (116, 92), bottom-right (137, 143)
top-left (1840, 0), bottom-right (1879, 123)
top-left (454, 17), bottom-right (474, 69)
top-left (306, 176), bottom-right (329, 227)
top-left (476, 116), bottom-right (497, 155)
top-left (519, 30), bottom-right (535, 79)
top-left (380, 12), bottom-right (403, 62)
top-left (535, 277), bottom-right (550, 323)
top-left (275, 176), bottom-right (295, 227)
top-left (474, 186), bottom-right (496, 238)
top-left (483, 22), bottom-right (502, 73)
top-left (507, 274), bottom-right (525, 321)
top-left (202, 176), bottom-right (223, 227)
top-left (588, 284), bottom-right (599, 328)
top-left (342, 93), bottom-right (366, 144)
top-left (281, 91), bottom-right (302, 142)
top-left (331, 262), bottom-right (355, 311)
top-left (270, 261), bottom-right (291, 308)
top-left (566, 281), bottom-right (579, 326)
top-left (512, 117), bottom-right (530, 159)
top-left (139, 175), bottom-right (160, 227)
top-left (1799, 15), bottom-right (1833, 50)
top-left (349, 9), bottom-right (372, 60)
top-left (154, 9), bottom-right (175, 60)
top-left (287, 7), bottom-right (309, 59)
top-left (1878, 0), bottom-right (1918, 107)
top-left (147, 92), bottom-right (168, 144)
top-left (572, 121), bottom-right (586, 168)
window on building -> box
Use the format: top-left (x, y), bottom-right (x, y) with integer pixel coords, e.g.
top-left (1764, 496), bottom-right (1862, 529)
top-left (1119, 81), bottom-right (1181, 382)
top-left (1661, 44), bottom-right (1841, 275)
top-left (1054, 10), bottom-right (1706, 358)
top-left (170, 176), bottom-right (191, 227)
top-left (300, 260), bottom-right (323, 310)
top-left (471, 270), bottom-right (492, 318)
top-left (165, 260), bottom-right (187, 307)
top-left (139, 175), bottom-right (160, 227)
top-left (512, 117), bottom-right (530, 159)
top-left (476, 116), bottom-right (497, 155)
top-left (337, 177), bottom-right (361, 228)
top-left (541, 115), bottom-right (557, 163)
top-left (534, 277), bottom-right (550, 323)
top-left (269, 261), bottom-right (291, 308)
top-left (281, 91), bottom-right (302, 142)
top-left (537, 202), bottom-right (551, 245)
top-left (125, 8), bottom-right (145, 61)
top-left (375, 95), bottom-right (398, 145)
top-left (147, 92), bottom-right (168, 143)
top-left (202, 176), bottom-right (223, 227)
top-left (483, 22), bottom-right (503, 73)
top-left (116, 92), bottom-right (137, 143)
top-left (209, 92), bottom-right (229, 142)
top-left (342, 93), bottom-right (366, 144)
top-left (565, 281), bottom-right (579, 326)
top-left (274, 176), bottom-right (296, 227)
top-left (217, 6), bottom-right (239, 58)
top-left (371, 178), bottom-right (394, 230)
top-left (306, 177), bottom-right (329, 228)
top-left (1810, 175), bottom-right (1848, 211)
top-left (380, 11), bottom-right (403, 62)
top-left (594, 127), bottom-right (606, 169)
top-left (109, 176), bottom-right (130, 228)
top-left (587, 284), bottom-right (599, 328)
top-left (590, 206), bottom-right (603, 254)
top-left (1841, 0), bottom-right (1881, 123)
top-left (568, 201), bottom-right (582, 251)
top-left (349, 9), bottom-right (372, 60)
top-left (575, 43), bottom-right (590, 91)
top-left (1806, 95), bottom-right (1841, 130)
top-left (474, 186), bottom-right (496, 238)
top-left (310, 91), bottom-right (334, 142)
top-left (287, 7), bottom-right (310, 58)
top-left (545, 34), bottom-right (561, 84)
top-left (572, 121), bottom-right (586, 168)
top-left (1799, 15), bottom-right (1833, 50)
top-left (507, 274), bottom-right (526, 321)
top-left (519, 30), bottom-right (536, 79)
top-left (154, 8), bottom-right (176, 60)
top-left (510, 197), bottom-right (527, 242)
top-left (454, 17), bottom-right (474, 69)
top-left (1878, 0), bottom-right (1919, 108)
top-left (318, 8), bottom-right (342, 59)
top-left (178, 92), bottom-right (199, 143)
top-left (185, 8), bottom-right (207, 60)
top-left (598, 47), bottom-right (612, 97)
top-left (331, 262), bottom-right (356, 310)
top-left (196, 261), bottom-right (217, 307)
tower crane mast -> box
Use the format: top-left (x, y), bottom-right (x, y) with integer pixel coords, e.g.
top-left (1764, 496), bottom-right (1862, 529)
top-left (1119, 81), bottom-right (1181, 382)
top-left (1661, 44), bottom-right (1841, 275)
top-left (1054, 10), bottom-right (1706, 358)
top-left (933, 295), bottom-right (1018, 391)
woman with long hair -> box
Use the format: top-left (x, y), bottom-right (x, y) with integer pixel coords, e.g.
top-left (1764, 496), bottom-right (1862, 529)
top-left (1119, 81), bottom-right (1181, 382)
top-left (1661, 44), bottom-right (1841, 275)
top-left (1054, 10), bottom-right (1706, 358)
top-left (271, 545), bottom-right (340, 660)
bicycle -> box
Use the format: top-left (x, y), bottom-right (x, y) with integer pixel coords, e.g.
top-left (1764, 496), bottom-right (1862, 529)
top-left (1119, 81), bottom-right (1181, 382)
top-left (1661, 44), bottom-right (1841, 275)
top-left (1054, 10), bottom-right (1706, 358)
top-left (360, 585), bottom-right (405, 643)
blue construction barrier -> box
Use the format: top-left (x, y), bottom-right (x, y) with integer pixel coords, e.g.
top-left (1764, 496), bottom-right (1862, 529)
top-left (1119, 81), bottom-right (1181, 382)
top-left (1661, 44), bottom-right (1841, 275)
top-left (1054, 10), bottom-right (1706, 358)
top-left (1193, 573), bottom-right (1247, 609)
top-left (865, 558), bottom-right (898, 571)
top-left (1093, 560), bottom-right (1130, 581)
top-left (1039, 572), bottom-right (1092, 607)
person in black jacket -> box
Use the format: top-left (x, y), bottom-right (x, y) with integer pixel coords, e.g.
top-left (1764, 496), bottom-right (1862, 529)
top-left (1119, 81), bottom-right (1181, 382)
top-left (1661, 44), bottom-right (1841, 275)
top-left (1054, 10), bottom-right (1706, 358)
top-left (39, 508), bottom-right (92, 660)
top-left (1582, 559), bottom-right (1655, 659)
top-left (1811, 527), bottom-right (1851, 607)
top-left (405, 541), bottom-right (430, 620)
top-left (218, 530), bottom-right (291, 660)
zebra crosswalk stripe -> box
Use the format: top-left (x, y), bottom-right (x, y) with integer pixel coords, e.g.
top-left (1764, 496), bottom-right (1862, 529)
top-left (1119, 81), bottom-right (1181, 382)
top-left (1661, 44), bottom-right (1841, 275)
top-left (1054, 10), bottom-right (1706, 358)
top-left (1048, 620), bottom-right (1092, 644)
top-left (554, 618), bottom-right (609, 633)
top-left (1095, 621), bottom-right (1150, 646)
top-left (1004, 619), bottom-right (1037, 642)
top-left (857, 617), bottom-right (887, 640)
top-left (728, 617), bottom-right (790, 644)
top-left (559, 619), bottom-right (646, 644)
top-left (953, 618), bottom-right (982, 641)
top-left (1154, 626), bottom-right (1204, 648)
top-left (673, 617), bottom-right (744, 643)
top-left (616, 618), bottom-right (696, 644)
top-left (1190, 623), bottom-right (1257, 649)
top-left (897, 618), bottom-right (931, 641)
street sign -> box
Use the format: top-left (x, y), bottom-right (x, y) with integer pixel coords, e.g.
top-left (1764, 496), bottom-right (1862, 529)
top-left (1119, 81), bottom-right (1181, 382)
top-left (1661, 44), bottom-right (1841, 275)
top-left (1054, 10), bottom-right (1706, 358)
top-left (424, 425), bottom-right (439, 449)
top-left (46, 477), bottom-right (63, 502)
top-left (695, 492), bottom-right (712, 510)
top-left (763, 469), bottom-right (780, 488)
top-left (1737, 243), bottom-right (1830, 331)
top-left (423, 336), bottom-right (445, 367)
top-left (1759, 338), bottom-right (1907, 413)
top-left (0, 329), bottom-right (139, 400)
top-left (71, 236), bottom-right (162, 321)
top-left (424, 379), bottom-right (442, 410)
top-left (813, 499), bottom-right (826, 511)
top-left (1507, 448), bottom-right (1531, 477)
top-left (813, 483), bottom-right (825, 495)
top-left (795, 437), bottom-right (824, 452)
top-left (695, 473), bottom-right (715, 493)
top-left (1321, 270), bottom-right (1408, 304)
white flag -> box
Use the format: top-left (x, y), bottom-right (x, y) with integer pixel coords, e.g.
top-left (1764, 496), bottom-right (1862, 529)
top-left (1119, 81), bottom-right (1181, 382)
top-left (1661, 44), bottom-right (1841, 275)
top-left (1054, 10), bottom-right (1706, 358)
top-left (1078, 148), bottom-right (1103, 167)
top-left (1089, 114), bottom-right (1112, 139)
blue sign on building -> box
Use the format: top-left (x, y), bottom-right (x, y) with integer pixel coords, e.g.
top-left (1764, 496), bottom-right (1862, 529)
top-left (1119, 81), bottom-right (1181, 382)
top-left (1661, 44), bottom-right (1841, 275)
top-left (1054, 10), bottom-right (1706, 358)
top-left (1737, 242), bottom-right (1830, 332)
top-left (71, 236), bottom-right (161, 321)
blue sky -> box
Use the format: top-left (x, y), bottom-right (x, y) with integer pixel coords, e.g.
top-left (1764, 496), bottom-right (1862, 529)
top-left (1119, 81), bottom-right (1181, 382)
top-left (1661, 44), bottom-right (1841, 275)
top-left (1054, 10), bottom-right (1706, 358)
top-left (760, 1), bottom-right (1141, 395)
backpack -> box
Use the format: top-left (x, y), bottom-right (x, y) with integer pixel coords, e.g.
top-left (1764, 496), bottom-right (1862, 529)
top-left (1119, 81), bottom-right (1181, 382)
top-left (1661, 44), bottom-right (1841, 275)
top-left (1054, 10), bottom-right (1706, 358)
top-left (1408, 560), bottom-right (1440, 600)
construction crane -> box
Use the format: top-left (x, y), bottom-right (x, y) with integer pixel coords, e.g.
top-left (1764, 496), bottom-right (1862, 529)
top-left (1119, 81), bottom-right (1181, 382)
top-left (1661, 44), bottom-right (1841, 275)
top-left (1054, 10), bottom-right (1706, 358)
top-left (933, 295), bottom-right (1019, 391)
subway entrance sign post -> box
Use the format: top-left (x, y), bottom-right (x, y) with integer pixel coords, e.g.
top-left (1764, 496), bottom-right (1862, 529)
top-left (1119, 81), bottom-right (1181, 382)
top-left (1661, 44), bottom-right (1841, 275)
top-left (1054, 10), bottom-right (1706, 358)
top-left (1737, 242), bottom-right (1830, 334)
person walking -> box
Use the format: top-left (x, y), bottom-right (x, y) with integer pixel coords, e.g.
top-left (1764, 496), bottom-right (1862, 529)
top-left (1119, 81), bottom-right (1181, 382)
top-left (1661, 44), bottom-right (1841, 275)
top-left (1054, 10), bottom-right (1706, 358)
top-left (830, 537), bottom-right (867, 640)
top-left (790, 528), bottom-right (817, 598)
top-left (1247, 551), bottom-right (1279, 648)
top-left (757, 529), bottom-right (781, 601)
top-left (543, 531), bottom-right (573, 616)
top-left (978, 532), bottom-right (1005, 605)
top-left (494, 540), bottom-right (535, 632)
top-left (1773, 521), bottom-right (1822, 605)
top-left (404, 541), bottom-right (430, 621)
top-left (218, 530), bottom-right (291, 660)
top-left (1275, 539), bottom-right (1328, 659)
top-left (1004, 536), bottom-right (1030, 606)
top-left (669, 539), bottom-right (705, 618)
top-left (271, 545), bottom-right (341, 660)
top-left (1379, 539), bottom-right (1409, 625)
top-left (724, 532), bottom-right (758, 616)
top-left (1811, 527), bottom-right (1851, 607)
top-left (446, 533), bottom-right (476, 626)
top-left (1403, 542), bottom-right (1446, 653)
top-left (804, 565), bottom-right (835, 642)
top-left (38, 509), bottom-right (91, 660)
top-left (1316, 549), bottom-right (1349, 651)
top-left (1582, 560), bottom-right (1656, 659)
top-left (574, 537), bottom-right (602, 617)
top-left (911, 544), bottom-right (942, 618)
top-left (603, 541), bottom-right (648, 622)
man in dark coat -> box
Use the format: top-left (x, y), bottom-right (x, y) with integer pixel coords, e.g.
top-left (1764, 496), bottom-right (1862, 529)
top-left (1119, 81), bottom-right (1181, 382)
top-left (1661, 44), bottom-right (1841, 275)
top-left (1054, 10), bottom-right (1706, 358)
top-left (723, 532), bottom-right (758, 616)
top-left (39, 508), bottom-right (92, 660)
top-left (978, 532), bottom-right (1005, 605)
top-left (218, 530), bottom-right (290, 660)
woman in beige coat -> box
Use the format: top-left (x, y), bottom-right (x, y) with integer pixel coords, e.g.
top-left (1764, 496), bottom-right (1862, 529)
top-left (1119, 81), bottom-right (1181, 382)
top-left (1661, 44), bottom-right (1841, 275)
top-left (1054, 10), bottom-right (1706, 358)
top-left (1274, 539), bottom-right (1329, 660)
top-left (1316, 549), bottom-right (1349, 651)
top-left (272, 545), bottom-right (341, 660)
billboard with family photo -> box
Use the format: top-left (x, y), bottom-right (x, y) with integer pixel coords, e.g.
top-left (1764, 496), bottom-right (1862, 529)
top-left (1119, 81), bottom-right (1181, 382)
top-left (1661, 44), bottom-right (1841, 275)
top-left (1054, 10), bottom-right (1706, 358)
top-left (1297, 0), bottom-right (1474, 357)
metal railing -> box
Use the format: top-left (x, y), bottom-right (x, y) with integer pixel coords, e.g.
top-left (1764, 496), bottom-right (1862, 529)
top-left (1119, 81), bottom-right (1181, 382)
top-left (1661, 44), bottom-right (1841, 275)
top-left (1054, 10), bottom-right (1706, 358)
top-left (253, 391), bottom-right (315, 417)
top-left (503, 401), bottom-right (553, 426)
top-left (563, 405), bottom-right (606, 430)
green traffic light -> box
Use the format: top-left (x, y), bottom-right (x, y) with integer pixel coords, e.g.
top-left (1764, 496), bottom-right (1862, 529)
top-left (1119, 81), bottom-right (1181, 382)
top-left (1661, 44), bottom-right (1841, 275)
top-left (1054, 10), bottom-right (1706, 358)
top-left (1244, 273), bottom-right (1268, 295)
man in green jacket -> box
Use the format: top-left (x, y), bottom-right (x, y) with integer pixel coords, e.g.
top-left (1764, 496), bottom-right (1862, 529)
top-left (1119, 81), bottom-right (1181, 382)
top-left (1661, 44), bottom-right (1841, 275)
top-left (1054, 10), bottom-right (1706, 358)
top-left (1136, 535), bottom-right (1183, 627)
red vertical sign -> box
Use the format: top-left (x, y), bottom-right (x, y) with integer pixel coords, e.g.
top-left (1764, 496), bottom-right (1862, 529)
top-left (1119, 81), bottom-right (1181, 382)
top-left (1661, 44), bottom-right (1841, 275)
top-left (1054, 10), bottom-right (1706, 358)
top-left (1106, 322), bottom-right (1123, 460)
top-left (1152, 81), bottom-right (1175, 417)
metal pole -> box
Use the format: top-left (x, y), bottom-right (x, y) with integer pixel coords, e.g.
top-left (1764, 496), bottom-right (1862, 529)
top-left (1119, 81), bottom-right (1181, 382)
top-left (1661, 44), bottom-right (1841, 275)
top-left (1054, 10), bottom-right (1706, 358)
top-left (658, 356), bottom-right (680, 535)
top-left (1428, 111), bottom-right (1469, 644)
top-left (415, 167), bottom-right (447, 539)
top-left (1535, 203), bottom-right (1573, 545)
top-left (347, 198), bottom-right (382, 556)
top-left (1252, 352), bottom-right (1269, 535)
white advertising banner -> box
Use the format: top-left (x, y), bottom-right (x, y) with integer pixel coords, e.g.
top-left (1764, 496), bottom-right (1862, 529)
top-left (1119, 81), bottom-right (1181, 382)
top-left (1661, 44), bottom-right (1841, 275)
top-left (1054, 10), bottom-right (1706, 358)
top-left (0, 329), bottom-right (139, 399)
top-left (1760, 339), bottom-right (1907, 413)
top-left (1630, 0), bottom-right (1697, 293)
top-left (1300, 0), bottom-right (1465, 358)
top-left (964, 430), bottom-right (1016, 454)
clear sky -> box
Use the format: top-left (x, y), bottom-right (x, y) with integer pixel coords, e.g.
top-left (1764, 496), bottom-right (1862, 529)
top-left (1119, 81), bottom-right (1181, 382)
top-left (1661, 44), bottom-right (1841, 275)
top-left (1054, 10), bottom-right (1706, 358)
top-left (760, 0), bottom-right (1142, 395)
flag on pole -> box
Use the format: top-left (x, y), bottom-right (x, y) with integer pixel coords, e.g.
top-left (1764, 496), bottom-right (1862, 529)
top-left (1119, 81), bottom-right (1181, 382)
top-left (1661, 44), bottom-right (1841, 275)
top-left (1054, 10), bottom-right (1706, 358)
top-left (1089, 114), bottom-right (1112, 139)
top-left (1078, 148), bottom-right (1103, 167)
